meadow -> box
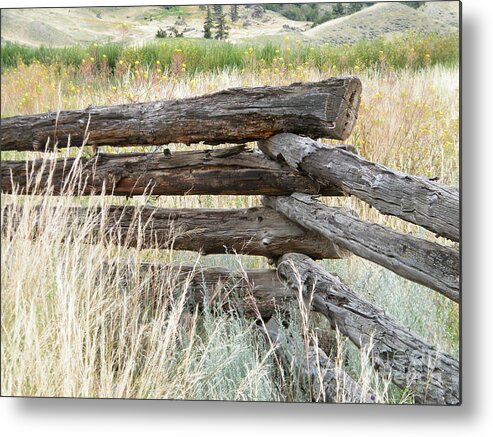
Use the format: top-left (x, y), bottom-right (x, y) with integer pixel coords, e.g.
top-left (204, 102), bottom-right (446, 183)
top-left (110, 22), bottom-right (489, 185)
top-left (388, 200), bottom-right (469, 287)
top-left (1, 33), bottom-right (460, 401)
top-left (1, 32), bottom-right (458, 75)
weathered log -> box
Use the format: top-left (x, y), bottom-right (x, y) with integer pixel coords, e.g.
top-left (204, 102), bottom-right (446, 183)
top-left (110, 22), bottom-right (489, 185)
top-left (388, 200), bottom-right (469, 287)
top-left (276, 253), bottom-right (460, 405)
top-left (104, 262), bottom-right (294, 319)
top-left (263, 194), bottom-right (459, 302)
top-left (3, 204), bottom-right (348, 259)
top-left (1, 146), bottom-right (342, 196)
top-left (262, 319), bottom-right (370, 403)
top-left (1, 77), bottom-right (362, 152)
top-left (259, 134), bottom-right (460, 242)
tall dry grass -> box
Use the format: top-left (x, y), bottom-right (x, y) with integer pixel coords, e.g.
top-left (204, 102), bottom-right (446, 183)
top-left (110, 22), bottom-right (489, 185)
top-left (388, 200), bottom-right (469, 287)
top-left (1, 177), bottom-right (403, 401)
top-left (1, 59), bottom-right (459, 400)
top-left (1, 176), bottom-right (277, 399)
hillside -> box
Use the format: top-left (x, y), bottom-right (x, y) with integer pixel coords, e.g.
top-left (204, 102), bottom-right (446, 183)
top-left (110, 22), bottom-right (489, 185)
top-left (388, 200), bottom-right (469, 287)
top-left (422, 1), bottom-right (460, 29)
top-left (1, 2), bottom-right (459, 48)
top-left (306, 2), bottom-right (459, 44)
top-left (0, 5), bottom-right (309, 47)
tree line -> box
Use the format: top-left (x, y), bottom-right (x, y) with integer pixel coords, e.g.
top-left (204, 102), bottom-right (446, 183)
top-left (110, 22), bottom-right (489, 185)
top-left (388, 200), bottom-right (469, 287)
top-left (264, 2), bottom-right (422, 25)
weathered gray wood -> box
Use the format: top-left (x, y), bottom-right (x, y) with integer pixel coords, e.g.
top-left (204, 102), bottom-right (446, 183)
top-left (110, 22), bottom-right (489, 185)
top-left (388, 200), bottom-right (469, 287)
top-left (263, 194), bottom-right (459, 302)
top-left (262, 319), bottom-right (370, 403)
top-left (259, 134), bottom-right (459, 242)
top-left (3, 204), bottom-right (348, 259)
top-left (1, 77), bottom-right (362, 152)
top-left (276, 253), bottom-right (460, 405)
top-left (104, 262), bottom-right (294, 319)
top-left (1, 146), bottom-right (342, 196)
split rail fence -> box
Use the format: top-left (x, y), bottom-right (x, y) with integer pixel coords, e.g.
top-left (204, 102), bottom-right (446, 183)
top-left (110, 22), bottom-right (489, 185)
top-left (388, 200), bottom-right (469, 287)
top-left (1, 76), bottom-right (460, 405)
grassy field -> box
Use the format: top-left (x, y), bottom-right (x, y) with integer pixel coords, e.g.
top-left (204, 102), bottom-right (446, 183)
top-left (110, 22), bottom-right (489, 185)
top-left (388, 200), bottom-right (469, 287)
top-left (1, 32), bottom-right (458, 73)
top-left (1, 35), bottom-right (460, 402)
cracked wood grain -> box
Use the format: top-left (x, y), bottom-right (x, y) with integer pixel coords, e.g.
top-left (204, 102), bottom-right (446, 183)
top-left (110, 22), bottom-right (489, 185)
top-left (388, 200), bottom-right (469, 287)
top-left (1, 77), bottom-right (361, 151)
top-left (263, 193), bottom-right (459, 302)
top-left (3, 204), bottom-right (349, 259)
top-left (258, 134), bottom-right (459, 242)
top-left (1, 146), bottom-right (343, 196)
top-left (276, 253), bottom-right (460, 405)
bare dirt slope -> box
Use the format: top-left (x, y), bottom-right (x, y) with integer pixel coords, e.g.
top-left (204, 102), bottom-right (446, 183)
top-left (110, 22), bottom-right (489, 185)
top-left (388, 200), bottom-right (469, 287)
top-left (0, 5), bottom-right (308, 46)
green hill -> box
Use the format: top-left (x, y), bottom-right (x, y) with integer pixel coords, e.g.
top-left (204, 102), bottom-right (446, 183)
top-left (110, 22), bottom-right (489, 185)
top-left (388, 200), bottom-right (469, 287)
top-left (305, 2), bottom-right (459, 45)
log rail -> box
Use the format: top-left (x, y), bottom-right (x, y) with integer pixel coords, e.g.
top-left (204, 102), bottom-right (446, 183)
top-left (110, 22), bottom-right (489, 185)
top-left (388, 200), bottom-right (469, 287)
top-left (1, 76), bottom-right (460, 404)
top-left (103, 262), bottom-right (294, 320)
top-left (2, 204), bottom-right (348, 260)
top-left (275, 253), bottom-right (460, 405)
top-left (0, 77), bottom-right (361, 151)
top-left (259, 133), bottom-right (460, 242)
top-left (1, 146), bottom-right (343, 197)
top-left (263, 193), bottom-right (459, 302)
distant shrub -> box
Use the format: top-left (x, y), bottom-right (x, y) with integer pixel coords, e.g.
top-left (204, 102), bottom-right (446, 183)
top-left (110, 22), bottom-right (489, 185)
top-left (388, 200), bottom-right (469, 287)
top-left (155, 28), bottom-right (168, 38)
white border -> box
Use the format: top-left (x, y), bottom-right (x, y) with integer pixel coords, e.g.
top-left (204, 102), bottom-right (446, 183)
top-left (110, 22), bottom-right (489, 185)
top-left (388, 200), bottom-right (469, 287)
top-left (1, 1), bottom-right (493, 436)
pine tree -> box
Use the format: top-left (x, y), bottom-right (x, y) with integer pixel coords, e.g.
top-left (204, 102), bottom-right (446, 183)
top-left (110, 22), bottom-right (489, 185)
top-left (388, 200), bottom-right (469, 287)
top-left (333, 3), bottom-right (345, 18)
top-left (213, 4), bottom-right (223, 17)
top-left (230, 4), bottom-right (239, 22)
top-left (347, 3), bottom-right (364, 14)
top-left (215, 13), bottom-right (229, 40)
top-left (213, 5), bottom-right (229, 40)
top-left (203, 6), bottom-right (213, 39)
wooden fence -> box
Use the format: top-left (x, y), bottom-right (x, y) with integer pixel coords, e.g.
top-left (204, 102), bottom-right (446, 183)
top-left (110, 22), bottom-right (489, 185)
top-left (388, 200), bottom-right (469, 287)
top-left (0, 76), bottom-right (460, 405)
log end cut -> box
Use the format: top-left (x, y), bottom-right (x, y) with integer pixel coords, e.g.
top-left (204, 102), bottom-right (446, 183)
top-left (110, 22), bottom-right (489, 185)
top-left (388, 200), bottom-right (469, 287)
top-left (326, 76), bottom-right (362, 140)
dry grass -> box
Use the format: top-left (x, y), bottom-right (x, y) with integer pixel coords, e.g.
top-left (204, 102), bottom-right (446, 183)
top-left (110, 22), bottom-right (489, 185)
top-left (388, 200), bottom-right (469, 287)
top-left (1, 59), bottom-right (459, 401)
top-left (1, 184), bottom-right (403, 401)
